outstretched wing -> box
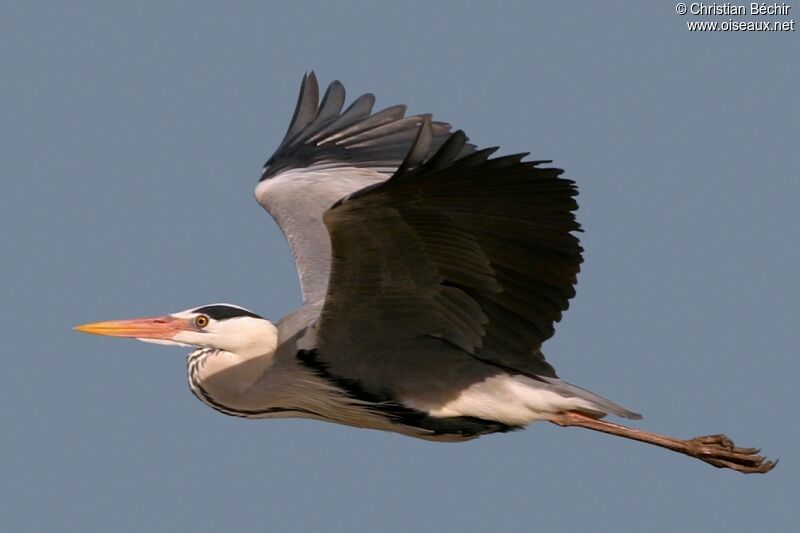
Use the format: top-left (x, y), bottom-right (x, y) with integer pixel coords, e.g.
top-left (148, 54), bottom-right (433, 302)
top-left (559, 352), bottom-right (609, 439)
top-left (255, 73), bottom-right (471, 304)
top-left (311, 120), bottom-right (583, 395)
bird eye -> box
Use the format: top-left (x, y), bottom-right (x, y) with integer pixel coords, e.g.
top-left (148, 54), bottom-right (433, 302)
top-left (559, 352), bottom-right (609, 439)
top-left (194, 315), bottom-right (210, 328)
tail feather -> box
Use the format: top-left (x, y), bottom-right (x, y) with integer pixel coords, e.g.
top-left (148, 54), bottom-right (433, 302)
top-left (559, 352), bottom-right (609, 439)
top-left (539, 376), bottom-right (642, 420)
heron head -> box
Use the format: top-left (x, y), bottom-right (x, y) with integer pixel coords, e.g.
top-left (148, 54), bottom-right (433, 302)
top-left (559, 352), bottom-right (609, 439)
top-left (75, 304), bottom-right (276, 354)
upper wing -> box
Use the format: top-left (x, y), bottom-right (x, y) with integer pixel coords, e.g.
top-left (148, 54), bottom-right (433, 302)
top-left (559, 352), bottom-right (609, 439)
top-left (255, 73), bottom-right (471, 304)
top-left (312, 120), bottom-right (582, 389)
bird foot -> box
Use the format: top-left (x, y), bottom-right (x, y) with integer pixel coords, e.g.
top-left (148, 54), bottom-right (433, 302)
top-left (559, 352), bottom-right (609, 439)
top-left (686, 433), bottom-right (777, 474)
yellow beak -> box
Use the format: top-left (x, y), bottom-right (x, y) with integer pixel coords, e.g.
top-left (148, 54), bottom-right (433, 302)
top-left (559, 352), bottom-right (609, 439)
top-left (74, 316), bottom-right (189, 340)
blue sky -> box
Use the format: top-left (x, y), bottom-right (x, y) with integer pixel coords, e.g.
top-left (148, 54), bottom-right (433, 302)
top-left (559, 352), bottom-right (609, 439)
top-left (1, 2), bottom-right (797, 532)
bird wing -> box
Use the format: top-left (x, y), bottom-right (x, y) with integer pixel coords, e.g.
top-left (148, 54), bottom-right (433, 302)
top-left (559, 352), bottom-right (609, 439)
top-left (255, 73), bottom-right (470, 304)
top-left (309, 120), bottom-right (583, 396)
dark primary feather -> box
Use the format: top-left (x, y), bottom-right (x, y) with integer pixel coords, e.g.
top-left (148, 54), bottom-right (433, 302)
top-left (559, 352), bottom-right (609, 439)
top-left (256, 74), bottom-right (479, 304)
top-left (260, 72), bottom-right (473, 181)
top-left (315, 121), bottom-right (583, 385)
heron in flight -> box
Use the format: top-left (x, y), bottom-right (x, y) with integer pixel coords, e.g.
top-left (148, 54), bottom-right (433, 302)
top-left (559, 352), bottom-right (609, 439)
top-left (76, 73), bottom-right (774, 474)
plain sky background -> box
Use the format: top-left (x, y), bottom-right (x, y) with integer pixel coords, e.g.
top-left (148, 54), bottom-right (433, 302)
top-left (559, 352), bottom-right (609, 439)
top-left (2, 2), bottom-right (797, 532)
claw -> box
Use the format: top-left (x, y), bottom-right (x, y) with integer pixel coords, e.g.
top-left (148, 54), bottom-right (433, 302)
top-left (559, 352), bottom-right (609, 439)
top-left (549, 412), bottom-right (776, 474)
top-left (689, 433), bottom-right (776, 473)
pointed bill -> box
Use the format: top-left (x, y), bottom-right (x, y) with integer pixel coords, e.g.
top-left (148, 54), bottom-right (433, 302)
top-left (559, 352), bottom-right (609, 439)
top-left (74, 316), bottom-right (188, 340)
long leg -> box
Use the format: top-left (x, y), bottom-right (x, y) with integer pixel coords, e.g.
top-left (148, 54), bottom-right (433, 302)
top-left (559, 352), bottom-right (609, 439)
top-left (550, 411), bottom-right (776, 474)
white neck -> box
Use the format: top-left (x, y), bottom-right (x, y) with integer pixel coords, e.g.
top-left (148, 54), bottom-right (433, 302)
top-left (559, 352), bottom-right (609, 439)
top-left (187, 321), bottom-right (279, 412)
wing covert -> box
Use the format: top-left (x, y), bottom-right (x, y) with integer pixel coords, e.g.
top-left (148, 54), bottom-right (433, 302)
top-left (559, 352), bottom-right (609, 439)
top-left (255, 73), bottom-right (472, 303)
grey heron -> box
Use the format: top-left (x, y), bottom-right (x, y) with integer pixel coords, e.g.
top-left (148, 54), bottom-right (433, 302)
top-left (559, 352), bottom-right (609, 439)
top-left (76, 73), bottom-right (774, 474)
